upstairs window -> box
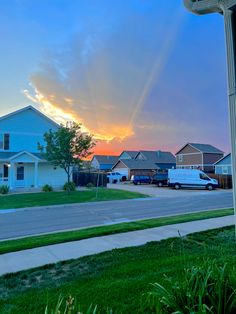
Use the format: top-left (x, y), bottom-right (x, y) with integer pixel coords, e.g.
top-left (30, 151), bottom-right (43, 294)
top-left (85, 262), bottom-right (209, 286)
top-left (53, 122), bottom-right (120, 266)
top-left (0, 134), bottom-right (10, 150)
top-left (178, 154), bottom-right (183, 162)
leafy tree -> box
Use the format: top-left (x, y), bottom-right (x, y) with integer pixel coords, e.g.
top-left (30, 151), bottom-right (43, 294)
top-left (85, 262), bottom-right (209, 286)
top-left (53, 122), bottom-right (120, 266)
top-left (38, 122), bottom-right (95, 191)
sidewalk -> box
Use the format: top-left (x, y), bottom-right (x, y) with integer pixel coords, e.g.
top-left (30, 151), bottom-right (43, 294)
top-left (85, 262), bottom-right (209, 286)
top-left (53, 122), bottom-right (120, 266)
top-left (0, 216), bottom-right (234, 276)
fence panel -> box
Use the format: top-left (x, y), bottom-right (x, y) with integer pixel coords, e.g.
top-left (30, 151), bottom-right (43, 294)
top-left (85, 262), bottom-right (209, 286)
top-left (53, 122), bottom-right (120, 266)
top-left (73, 171), bottom-right (107, 187)
top-left (208, 174), bottom-right (232, 189)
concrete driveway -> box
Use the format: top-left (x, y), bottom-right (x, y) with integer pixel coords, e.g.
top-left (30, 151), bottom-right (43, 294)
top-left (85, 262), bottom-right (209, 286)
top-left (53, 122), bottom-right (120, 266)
top-left (107, 182), bottom-right (229, 197)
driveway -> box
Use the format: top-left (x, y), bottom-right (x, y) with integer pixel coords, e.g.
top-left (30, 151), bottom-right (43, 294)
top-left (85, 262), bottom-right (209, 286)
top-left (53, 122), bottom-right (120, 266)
top-left (107, 182), bottom-right (227, 197)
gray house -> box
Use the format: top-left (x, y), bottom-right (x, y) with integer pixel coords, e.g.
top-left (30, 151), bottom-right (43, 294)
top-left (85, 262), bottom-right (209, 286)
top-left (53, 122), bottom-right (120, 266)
top-left (214, 153), bottom-right (231, 175)
top-left (176, 143), bottom-right (224, 172)
top-left (135, 150), bottom-right (176, 170)
top-left (91, 155), bottom-right (119, 171)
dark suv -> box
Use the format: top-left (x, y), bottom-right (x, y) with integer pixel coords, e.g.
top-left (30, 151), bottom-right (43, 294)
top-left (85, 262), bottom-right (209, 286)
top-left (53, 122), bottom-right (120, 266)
top-left (151, 173), bottom-right (168, 187)
top-left (131, 175), bottom-right (151, 185)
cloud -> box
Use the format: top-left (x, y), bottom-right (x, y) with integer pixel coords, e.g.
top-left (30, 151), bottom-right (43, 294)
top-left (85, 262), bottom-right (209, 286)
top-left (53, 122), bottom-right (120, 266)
top-left (24, 2), bottom-right (185, 144)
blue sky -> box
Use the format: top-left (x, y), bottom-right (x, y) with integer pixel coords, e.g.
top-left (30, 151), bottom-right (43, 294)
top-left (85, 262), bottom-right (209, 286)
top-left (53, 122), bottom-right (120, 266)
top-left (0, 0), bottom-right (229, 154)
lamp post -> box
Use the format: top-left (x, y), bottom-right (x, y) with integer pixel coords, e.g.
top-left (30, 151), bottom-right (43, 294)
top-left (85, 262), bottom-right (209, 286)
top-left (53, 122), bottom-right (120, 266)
top-left (184, 0), bottom-right (236, 222)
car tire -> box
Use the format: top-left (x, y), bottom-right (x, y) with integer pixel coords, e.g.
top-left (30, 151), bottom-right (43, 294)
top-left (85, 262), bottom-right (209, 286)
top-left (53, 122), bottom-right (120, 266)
top-left (157, 182), bottom-right (163, 187)
top-left (206, 184), bottom-right (213, 191)
top-left (174, 183), bottom-right (181, 190)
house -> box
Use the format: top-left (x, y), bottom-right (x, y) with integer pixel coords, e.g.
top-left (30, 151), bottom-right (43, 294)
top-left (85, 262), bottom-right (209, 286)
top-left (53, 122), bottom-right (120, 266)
top-left (119, 151), bottom-right (139, 160)
top-left (0, 105), bottom-right (68, 190)
top-left (176, 143), bottom-right (224, 172)
top-left (135, 150), bottom-right (176, 170)
top-left (214, 153), bottom-right (231, 175)
top-left (91, 155), bottom-right (119, 171)
top-left (111, 159), bottom-right (159, 179)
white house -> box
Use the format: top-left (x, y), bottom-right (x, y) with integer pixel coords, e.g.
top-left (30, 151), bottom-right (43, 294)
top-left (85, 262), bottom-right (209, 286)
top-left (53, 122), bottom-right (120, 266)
top-left (0, 105), bottom-right (68, 190)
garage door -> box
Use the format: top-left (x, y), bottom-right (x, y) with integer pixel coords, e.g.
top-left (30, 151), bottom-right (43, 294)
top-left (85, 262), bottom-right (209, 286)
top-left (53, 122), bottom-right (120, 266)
top-left (115, 168), bottom-right (129, 178)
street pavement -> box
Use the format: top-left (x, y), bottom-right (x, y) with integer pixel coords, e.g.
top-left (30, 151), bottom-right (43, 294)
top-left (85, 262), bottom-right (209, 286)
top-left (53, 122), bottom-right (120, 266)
top-left (0, 215), bottom-right (233, 276)
top-left (0, 189), bottom-right (233, 240)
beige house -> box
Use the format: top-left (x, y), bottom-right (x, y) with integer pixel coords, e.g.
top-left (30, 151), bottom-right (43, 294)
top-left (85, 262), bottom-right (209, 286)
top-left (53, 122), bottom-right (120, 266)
top-left (176, 143), bottom-right (224, 172)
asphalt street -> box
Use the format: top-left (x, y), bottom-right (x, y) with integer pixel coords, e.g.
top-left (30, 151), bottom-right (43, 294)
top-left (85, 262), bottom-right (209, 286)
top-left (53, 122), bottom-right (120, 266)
top-left (0, 190), bottom-right (233, 240)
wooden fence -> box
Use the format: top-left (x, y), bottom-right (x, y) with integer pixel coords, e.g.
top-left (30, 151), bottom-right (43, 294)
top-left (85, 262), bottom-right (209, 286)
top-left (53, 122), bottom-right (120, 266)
top-left (72, 171), bottom-right (107, 187)
top-left (208, 174), bottom-right (232, 189)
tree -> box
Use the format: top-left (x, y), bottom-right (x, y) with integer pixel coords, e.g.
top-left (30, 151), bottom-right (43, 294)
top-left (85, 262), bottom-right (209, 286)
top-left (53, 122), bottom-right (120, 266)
top-left (38, 122), bottom-right (95, 191)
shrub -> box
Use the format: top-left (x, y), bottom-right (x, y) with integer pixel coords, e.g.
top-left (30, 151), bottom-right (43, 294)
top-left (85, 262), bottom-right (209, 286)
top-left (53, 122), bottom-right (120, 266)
top-left (86, 182), bottom-right (94, 188)
top-left (143, 260), bottom-right (236, 314)
top-left (63, 181), bottom-right (76, 192)
top-left (42, 184), bottom-right (53, 192)
top-left (0, 185), bottom-right (9, 194)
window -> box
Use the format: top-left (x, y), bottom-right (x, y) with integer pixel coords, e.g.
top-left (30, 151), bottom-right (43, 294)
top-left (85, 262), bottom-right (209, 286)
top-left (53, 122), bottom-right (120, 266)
top-left (178, 155), bottom-right (183, 162)
top-left (200, 173), bottom-right (210, 181)
top-left (0, 134), bottom-right (10, 150)
top-left (3, 164), bottom-right (8, 178)
top-left (222, 166), bottom-right (228, 174)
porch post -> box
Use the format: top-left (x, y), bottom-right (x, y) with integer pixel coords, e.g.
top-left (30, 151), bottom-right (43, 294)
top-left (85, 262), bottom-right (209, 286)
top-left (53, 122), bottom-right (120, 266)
top-left (9, 162), bottom-right (14, 190)
top-left (34, 161), bottom-right (39, 188)
top-left (223, 8), bottom-right (236, 227)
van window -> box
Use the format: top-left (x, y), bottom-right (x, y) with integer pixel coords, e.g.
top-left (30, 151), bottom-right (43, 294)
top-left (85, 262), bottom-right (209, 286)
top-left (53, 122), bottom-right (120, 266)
top-left (200, 173), bottom-right (210, 181)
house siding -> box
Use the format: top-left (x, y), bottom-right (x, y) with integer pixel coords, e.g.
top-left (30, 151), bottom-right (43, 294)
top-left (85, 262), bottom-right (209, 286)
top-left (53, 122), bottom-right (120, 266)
top-left (0, 108), bottom-right (58, 153)
top-left (177, 145), bottom-right (199, 154)
top-left (203, 153), bottom-right (224, 165)
top-left (176, 153), bottom-right (202, 167)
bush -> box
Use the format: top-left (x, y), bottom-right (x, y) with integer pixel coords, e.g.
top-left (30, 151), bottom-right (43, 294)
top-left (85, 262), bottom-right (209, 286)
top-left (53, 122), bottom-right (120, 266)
top-left (63, 181), bottom-right (76, 192)
top-left (0, 185), bottom-right (9, 194)
top-left (143, 260), bottom-right (236, 314)
top-left (42, 184), bottom-right (53, 192)
top-left (86, 182), bottom-right (94, 188)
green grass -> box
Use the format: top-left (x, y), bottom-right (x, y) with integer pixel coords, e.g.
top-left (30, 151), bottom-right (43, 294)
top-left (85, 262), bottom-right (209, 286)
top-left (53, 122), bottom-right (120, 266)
top-left (0, 207), bottom-right (233, 255)
top-left (0, 188), bottom-right (148, 210)
top-left (0, 226), bottom-right (236, 313)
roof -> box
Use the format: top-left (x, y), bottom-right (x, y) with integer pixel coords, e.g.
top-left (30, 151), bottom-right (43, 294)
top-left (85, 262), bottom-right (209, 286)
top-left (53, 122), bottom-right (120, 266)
top-left (0, 151), bottom-right (45, 161)
top-left (214, 153), bottom-right (231, 165)
top-left (93, 155), bottom-right (119, 165)
top-left (138, 150), bottom-right (176, 163)
top-left (113, 159), bottom-right (159, 170)
top-left (119, 151), bottom-right (139, 159)
top-left (0, 105), bottom-right (59, 128)
top-left (176, 143), bottom-right (224, 155)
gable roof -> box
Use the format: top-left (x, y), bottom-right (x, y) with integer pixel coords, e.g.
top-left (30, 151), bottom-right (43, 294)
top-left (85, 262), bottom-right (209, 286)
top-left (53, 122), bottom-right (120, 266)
top-left (176, 143), bottom-right (224, 155)
top-left (0, 151), bottom-right (45, 161)
top-left (214, 153), bottom-right (231, 165)
top-left (93, 155), bottom-right (119, 165)
top-left (137, 150), bottom-right (176, 163)
top-left (119, 151), bottom-right (139, 159)
top-left (112, 159), bottom-right (159, 170)
top-left (0, 105), bottom-right (59, 128)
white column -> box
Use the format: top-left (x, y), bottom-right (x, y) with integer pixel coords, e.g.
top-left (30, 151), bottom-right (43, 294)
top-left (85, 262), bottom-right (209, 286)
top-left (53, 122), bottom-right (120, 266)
top-left (34, 161), bottom-right (39, 188)
top-left (9, 162), bottom-right (14, 190)
top-left (223, 9), bottom-right (236, 228)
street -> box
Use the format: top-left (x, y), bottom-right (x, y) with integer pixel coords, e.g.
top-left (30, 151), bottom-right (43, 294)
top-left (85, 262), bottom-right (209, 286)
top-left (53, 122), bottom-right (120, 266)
top-left (0, 190), bottom-right (233, 240)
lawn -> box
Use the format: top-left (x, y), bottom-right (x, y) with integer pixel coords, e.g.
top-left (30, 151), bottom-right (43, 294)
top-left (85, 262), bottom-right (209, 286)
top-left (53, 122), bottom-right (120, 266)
top-left (0, 188), bottom-right (148, 210)
top-left (0, 226), bottom-right (236, 313)
top-left (0, 207), bottom-right (233, 255)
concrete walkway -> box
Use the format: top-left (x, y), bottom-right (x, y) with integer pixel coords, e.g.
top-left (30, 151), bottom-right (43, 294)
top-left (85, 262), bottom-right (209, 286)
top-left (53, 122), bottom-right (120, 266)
top-left (0, 215), bottom-right (234, 276)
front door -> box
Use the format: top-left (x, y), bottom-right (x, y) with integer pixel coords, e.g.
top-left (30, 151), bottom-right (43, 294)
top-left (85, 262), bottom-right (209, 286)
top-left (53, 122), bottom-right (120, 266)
top-left (15, 166), bottom-right (25, 187)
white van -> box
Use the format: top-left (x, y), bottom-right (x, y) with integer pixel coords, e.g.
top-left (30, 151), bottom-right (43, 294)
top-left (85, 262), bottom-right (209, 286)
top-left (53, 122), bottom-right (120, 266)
top-left (168, 169), bottom-right (218, 190)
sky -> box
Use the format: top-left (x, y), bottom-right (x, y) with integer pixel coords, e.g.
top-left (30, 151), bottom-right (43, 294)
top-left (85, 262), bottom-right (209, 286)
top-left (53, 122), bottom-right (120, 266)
top-left (0, 0), bottom-right (230, 155)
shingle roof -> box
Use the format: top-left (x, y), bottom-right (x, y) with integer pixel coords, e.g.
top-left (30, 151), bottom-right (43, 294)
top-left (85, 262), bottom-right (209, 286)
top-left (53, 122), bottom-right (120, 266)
top-left (214, 153), bottom-right (231, 165)
top-left (138, 150), bottom-right (176, 163)
top-left (115, 159), bottom-right (159, 170)
top-left (188, 143), bottom-right (224, 154)
top-left (120, 151), bottom-right (139, 159)
top-left (93, 155), bottom-right (119, 165)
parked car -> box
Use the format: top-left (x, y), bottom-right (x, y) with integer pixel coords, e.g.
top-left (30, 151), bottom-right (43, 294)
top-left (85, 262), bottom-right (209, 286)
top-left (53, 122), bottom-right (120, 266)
top-left (168, 169), bottom-right (218, 190)
top-left (107, 172), bottom-right (123, 183)
top-left (151, 173), bottom-right (168, 187)
top-left (131, 175), bottom-right (151, 185)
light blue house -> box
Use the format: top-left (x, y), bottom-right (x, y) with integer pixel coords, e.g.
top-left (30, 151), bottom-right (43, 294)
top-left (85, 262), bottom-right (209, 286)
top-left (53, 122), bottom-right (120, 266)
top-left (0, 105), bottom-right (67, 190)
top-left (91, 155), bottom-right (119, 171)
top-left (214, 153), bottom-right (231, 175)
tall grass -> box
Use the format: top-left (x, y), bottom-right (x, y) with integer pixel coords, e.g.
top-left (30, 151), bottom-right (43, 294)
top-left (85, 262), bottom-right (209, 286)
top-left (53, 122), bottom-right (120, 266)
top-left (143, 260), bottom-right (236, 313)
